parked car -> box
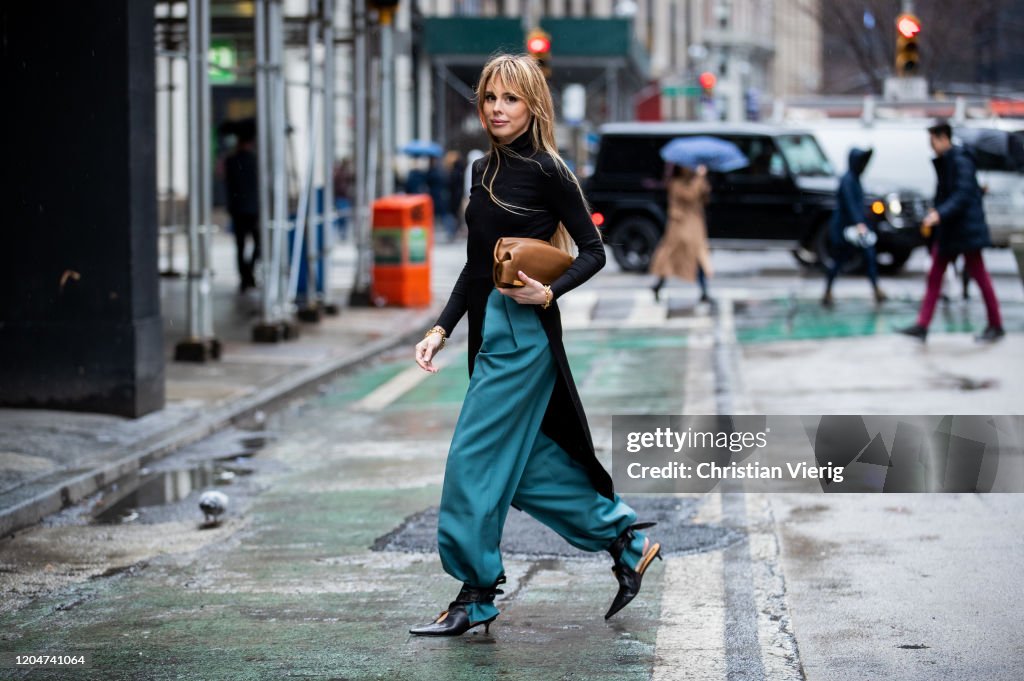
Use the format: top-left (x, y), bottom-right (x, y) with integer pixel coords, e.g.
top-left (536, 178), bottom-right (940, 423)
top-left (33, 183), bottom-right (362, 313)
top-left (584, 122), bottom-right (927, 273)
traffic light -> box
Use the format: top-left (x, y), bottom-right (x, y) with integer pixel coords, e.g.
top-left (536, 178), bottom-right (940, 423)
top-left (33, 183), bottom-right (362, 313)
top-left (895, 13), bottom-right (921, 76)
top-left (698, 71), bottom-right (717, 94)
top-left (369, 0), bottom-right (400, 24)
top-left (526, 28), bottom-right (552, 78)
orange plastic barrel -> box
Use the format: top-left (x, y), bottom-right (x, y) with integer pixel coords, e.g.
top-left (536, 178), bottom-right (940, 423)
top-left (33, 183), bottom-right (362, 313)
top-left (371, 194), bottom-right (433, 307)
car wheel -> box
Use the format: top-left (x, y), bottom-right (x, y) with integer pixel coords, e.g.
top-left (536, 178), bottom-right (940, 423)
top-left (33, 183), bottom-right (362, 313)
top-left (792, 244), bottom-right (818, 269)
top-left (792, 221), bottom-right (826, 268)
top-left (608, 216), bottom-right (661, 273)
top-left (814, 223), bottom-right (863, 274)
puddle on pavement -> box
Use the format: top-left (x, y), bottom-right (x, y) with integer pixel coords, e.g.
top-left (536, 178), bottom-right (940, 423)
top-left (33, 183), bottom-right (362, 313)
top-left (90, 431), bottom-right (274, 525)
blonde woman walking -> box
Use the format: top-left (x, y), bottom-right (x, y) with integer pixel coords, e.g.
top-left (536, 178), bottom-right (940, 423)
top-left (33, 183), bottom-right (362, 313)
top-left (411, 54), bottom-right (662, 637)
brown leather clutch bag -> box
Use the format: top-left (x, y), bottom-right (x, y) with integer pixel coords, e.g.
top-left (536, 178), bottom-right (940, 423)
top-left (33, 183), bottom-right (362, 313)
top-left (493, 237), bottom-right (574, 288)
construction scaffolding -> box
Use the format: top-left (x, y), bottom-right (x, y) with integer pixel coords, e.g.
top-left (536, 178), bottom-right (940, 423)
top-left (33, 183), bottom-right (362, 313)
top-left (156, 0), bottom-right (361, 354)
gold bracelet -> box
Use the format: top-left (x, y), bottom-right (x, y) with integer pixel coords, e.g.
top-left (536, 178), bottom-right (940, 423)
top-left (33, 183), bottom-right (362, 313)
top-left (425, 325), bottom-right (447, 348)
top-left (541, 285), bottom-right (553, 310)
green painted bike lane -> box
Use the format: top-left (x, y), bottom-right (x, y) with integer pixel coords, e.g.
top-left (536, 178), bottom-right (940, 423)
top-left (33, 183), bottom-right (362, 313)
top-left (733, 296), bottom-right (1024, 344)
top-left (0, 328), bottom-right (697, 681)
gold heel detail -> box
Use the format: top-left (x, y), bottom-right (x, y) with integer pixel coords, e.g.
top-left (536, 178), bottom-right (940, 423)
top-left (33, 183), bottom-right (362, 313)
top-left (636, 542), bottom-right (662, 576)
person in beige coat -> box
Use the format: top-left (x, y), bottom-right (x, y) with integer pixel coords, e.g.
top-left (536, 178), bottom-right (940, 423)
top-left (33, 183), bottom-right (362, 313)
top-left (650, 164), bottom-right (713, 302)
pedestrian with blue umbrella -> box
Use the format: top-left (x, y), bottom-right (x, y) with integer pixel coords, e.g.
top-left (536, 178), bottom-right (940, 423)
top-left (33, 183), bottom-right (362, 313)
top-left (649, 136), bottom-right (742, 303)
top-left (400, 139), bottom-right (443, 158)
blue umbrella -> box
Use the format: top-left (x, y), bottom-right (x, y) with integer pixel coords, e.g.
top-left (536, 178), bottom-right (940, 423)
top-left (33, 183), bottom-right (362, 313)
top-left (400, 140), bottom-right (443, 158)
top-left (659, 136), bottom-right (749, 172)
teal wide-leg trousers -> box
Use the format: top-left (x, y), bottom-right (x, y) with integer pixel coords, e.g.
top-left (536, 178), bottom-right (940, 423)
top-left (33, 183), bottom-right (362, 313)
top-left (437, 289), bottom-right (648, 624)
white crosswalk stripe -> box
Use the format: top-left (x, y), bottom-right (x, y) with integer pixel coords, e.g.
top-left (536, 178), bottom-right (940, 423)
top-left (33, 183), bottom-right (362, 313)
top-left (651, 493), bottom-right (804, 680)
top-left (350, 354), bottom-right (455, 411)
top-left (625, 289), bottom-right (669, 326)
top-left (559, 290), bottom-right (598, 329)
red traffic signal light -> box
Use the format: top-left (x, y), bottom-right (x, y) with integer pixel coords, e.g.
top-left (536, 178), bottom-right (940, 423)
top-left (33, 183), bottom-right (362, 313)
top-left (896, 13), bottom-right (921, 39)
top-left (895, 13), bottom-right (921, 76)
top-left (527, 34), bottom-right (551, 55)
top-left (526, 28), bottom-right (552, 78)
top-left (698, 71), bottom-right (717, 91)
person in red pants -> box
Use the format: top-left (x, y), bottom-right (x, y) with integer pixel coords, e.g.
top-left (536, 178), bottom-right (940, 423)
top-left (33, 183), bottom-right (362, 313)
top-left (898, 121), bottom-right (1005, 343)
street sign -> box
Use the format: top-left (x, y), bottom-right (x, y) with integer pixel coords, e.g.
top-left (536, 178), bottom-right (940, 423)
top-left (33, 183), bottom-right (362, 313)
top-left (883, 76), bottom-right (928, 101)
top-left (661, 85), bottom-right (701, 98)
top-left (209, 39), bottom-right (237, 85)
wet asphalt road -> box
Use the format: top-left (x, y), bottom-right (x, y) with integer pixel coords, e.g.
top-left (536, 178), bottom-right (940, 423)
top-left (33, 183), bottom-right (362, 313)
top-left (1, 246), bottom-right (1023, 679)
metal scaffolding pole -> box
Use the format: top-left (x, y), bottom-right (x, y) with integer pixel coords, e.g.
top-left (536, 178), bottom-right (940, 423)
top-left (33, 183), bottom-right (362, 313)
top-left (197, 0), bottom-right (214, 341)
top-left (434, 63), bottom-right (446, 150)
top-left (252, 0), bottom-right (296, 342)
top-left (290, 14), bottom-right (321, 322)
top-left (255, 0), bottom-right (273, 322)
top-left (161, 48), bottom-right (182, 278)
top-left (175, 0), bottom-right (220, 362)
top-left (379, 6), bottom-right (394, 196)
top-left (272, 2), bottom-right (294, 330)
top-left (319, 0), bottom-right (339, 314)
top-left (349, 0), bottom-right (373, 306)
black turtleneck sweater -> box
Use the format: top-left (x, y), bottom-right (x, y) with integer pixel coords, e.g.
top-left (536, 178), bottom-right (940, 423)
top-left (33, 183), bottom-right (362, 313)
top-left (434, 131), bottom-right (605, 335)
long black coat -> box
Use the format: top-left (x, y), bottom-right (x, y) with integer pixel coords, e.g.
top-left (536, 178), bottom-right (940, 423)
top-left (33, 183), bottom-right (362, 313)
top-left (461, 278), bottom-right (614, 501)
top-left (436, 132), bottom-right (612, 501)
top-left (933, 147), bottom-right (992, 256)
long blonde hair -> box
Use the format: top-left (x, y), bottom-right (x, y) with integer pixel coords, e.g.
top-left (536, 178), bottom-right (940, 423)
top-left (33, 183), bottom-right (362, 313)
top-left (474, 53), bottom-right (599, 255)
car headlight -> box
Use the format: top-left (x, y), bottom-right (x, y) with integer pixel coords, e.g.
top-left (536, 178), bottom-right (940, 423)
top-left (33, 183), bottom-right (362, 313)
top-left (887, 193), bottom-right (903, 217)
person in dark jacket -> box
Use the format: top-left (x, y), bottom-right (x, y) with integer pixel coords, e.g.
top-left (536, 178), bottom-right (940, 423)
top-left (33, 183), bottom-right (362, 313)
top-left (898, 121), bottom-right (1004, 342)
top-left (446, 151), bottom-right (467, 240)
top-left (822, 148), bottom-right (887, 307)
top-left (425, 156), bottom-right (449, 235)
top-left (410, 54), bottom-right (662, 638)
top-left (224, 125), bottom-right (260, 293)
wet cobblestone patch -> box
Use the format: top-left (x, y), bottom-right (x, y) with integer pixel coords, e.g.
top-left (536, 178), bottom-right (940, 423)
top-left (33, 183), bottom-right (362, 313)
top-left (372, 495), bottom-right (743, 558)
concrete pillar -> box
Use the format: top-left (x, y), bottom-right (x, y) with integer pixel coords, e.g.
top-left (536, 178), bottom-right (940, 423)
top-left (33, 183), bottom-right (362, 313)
top-left (0, 1), bottom-right (164, 417)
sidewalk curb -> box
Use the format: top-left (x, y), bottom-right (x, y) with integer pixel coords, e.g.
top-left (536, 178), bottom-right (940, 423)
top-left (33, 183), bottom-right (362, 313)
top-left (0, 318), bottom-right (435, 537)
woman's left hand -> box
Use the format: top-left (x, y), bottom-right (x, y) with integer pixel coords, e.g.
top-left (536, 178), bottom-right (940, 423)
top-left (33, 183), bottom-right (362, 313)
top-left (498, 271), bottom-right (550, 306)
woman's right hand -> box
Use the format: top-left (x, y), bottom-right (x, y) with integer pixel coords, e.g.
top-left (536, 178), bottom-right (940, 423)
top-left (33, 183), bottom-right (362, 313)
top-left (415, 333), bottom-right (444, 373)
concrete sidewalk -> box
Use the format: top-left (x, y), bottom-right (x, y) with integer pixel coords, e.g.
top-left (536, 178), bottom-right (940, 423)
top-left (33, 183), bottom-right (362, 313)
top-left (0, 234), bottom-right (445, 536)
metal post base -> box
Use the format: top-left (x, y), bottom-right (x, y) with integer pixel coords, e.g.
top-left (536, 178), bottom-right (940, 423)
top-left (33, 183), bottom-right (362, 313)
top-left (160, 269), bottom-right (184, 279)
top-left (297, 305), bottom-right (322, 323)
top-left (174, 338), bottom-right (222, 363)
top-left (320, 301), bottom-right (340, 316)
top-left (252, 321), bottom-right (300, 343)
top-left (348, 288), bottom-right (373, 307)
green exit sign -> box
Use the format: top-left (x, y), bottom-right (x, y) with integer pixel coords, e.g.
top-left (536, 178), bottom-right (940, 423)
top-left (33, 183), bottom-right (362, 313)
top-left (209, 39), bottom-right (237, 84)
top-left (661, 85), bottom-right (701, 98)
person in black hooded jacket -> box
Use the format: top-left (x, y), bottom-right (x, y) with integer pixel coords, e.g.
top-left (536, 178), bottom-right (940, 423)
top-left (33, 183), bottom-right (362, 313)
top-left (898, 121), bottom-right (1004, 343)
top-left (822, 147), bottom-right (887, 307)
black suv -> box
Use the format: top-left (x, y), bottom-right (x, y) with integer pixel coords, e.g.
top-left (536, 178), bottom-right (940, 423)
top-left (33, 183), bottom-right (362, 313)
top-left (584, 122), bottom-right (925, 272)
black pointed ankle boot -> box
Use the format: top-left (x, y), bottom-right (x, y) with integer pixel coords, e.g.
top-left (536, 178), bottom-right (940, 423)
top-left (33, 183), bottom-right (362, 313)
top-left (605, 522), bottom-right (662, 620)
top-left (409, 576), bottom-right (506, 636)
